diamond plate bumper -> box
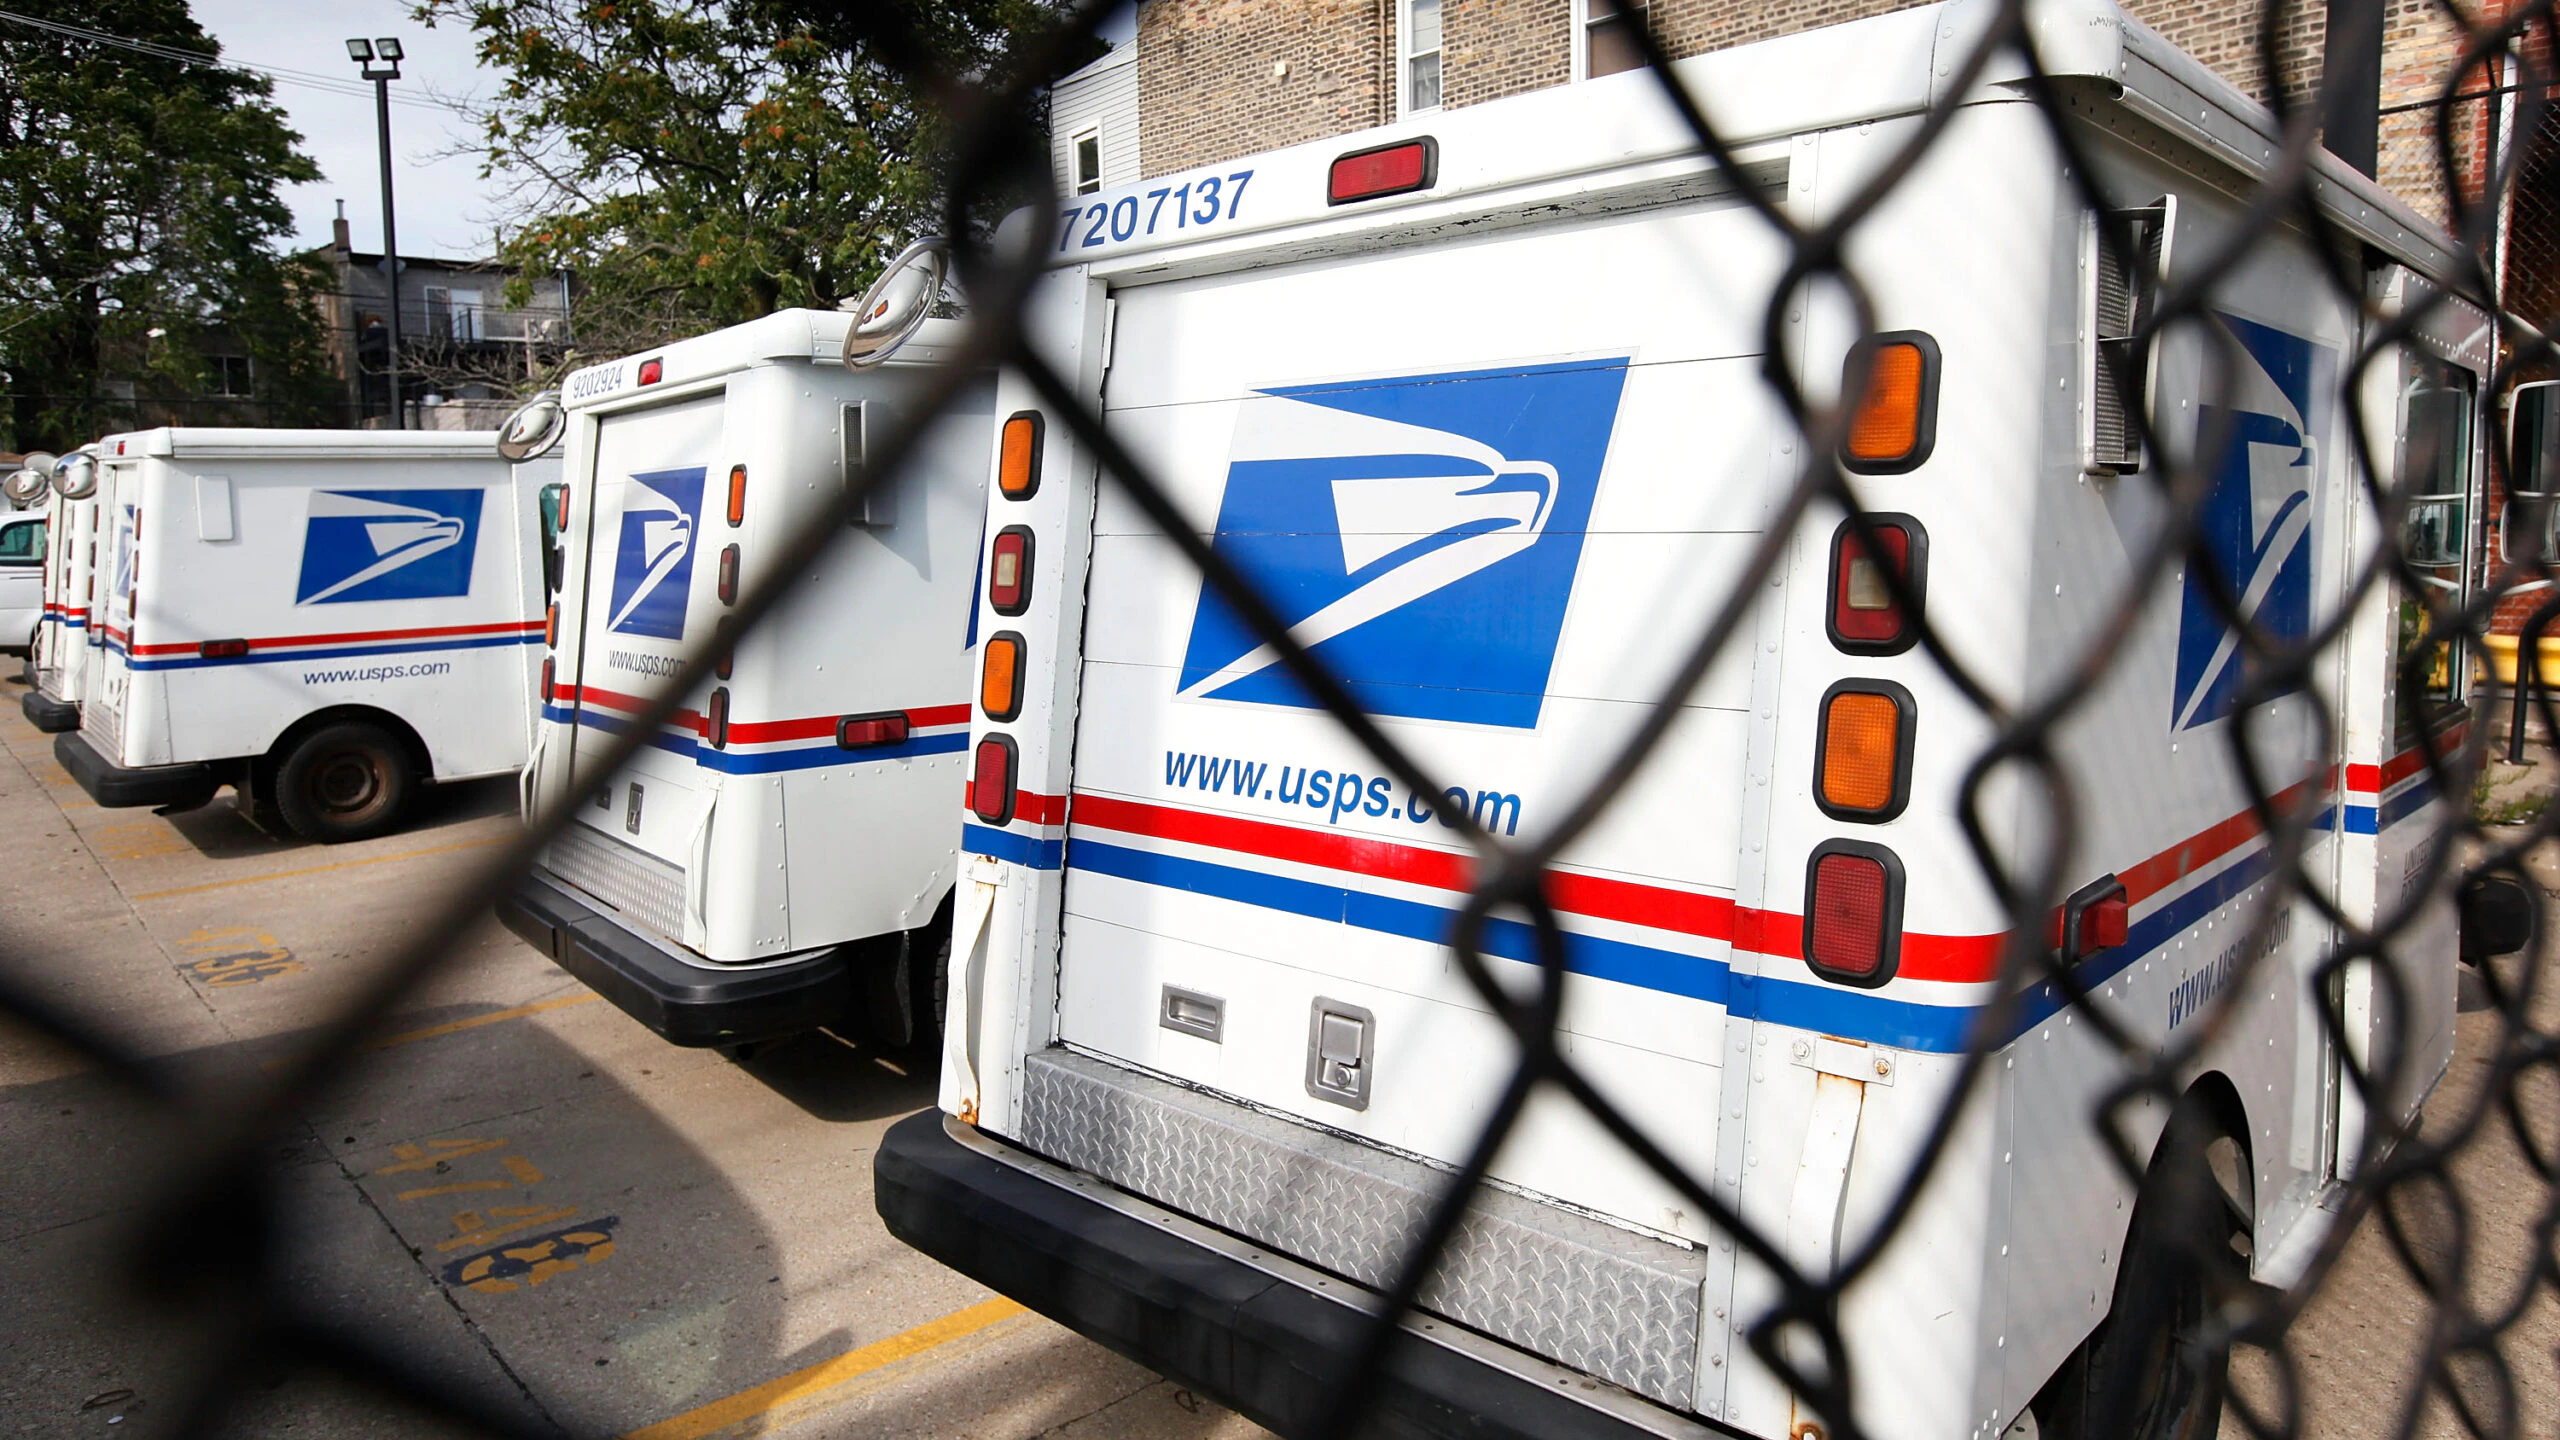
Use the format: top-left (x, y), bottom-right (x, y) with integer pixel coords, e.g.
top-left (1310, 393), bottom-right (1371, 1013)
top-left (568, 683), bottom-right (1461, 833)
top-left (876, 1108), bottom-right (1731, 1440)
top-left (1014, 1049), bottom-right (1712, 1409)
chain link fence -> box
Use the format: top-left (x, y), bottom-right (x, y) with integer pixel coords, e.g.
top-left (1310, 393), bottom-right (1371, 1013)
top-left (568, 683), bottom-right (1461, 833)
top-left (10, 0), bottom-right (2559, 1435)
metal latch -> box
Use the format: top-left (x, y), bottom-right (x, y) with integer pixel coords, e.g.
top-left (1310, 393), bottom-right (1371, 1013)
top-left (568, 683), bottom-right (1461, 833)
top-left (1304, 998), bottom-right (1374, 1110)
top-left (1160, 986), bottom-right (1224, 1043)
top-left (625, 782), bottom-right (645, 835)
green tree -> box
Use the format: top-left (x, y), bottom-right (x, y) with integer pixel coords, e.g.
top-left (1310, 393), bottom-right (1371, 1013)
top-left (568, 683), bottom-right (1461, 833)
top-left (420, 0), bottom-right (1085, 369)
top-left (0, 0), bottom-right (338, 451)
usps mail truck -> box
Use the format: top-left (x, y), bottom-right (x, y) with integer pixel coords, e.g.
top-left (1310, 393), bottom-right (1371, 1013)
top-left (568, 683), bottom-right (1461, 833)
top-left (58, 429), bottom-right (557, 843)
top-left (495, 301), bottom-right (995, 1054)
top-left (23, 449), bottom-right (103, 732)
top-left (877, 3), bottom-right (2508, 1438)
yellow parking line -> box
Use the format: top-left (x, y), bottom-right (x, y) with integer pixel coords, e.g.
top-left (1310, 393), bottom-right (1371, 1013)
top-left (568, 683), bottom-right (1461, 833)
top-left (127, 834), bottom-right (509, 900)
top-left (365, 993), bottom-right (600, 1052)
top-left (623, 1297), bottom-right (1028, 1440)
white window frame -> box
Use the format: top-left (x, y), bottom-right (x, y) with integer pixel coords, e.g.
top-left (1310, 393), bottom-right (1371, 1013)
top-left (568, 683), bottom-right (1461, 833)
top-left (1071, 126), bottom-right (1103, 196)
top-left (1399, 0), bottom-right (1442, 115)
top-left (1571, 0), bottom-right (1650, 83)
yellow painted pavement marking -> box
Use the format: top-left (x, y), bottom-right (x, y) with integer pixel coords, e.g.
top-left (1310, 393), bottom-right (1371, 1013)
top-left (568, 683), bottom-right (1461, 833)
top-left (623, 1297), bottom-right (1030, 1440)
top-left (364, 993), bottom-right (599, 1052)
top-left (127, 833), bottom-right (508, 900)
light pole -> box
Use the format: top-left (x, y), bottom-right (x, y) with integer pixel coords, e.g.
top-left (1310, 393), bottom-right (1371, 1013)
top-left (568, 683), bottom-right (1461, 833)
top-left (348, 37), bottom-right (406, 428)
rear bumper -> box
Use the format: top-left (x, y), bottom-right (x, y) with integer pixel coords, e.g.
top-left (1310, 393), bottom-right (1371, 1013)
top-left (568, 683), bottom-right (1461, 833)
top-left (21, 688), bottom-right (78, 732)
top-left (874, 1110), bottom-right (1723, 1440)
top-left (495, 868), bottom-right (849, 1046)
top-left (54, 732), bottom-right (222, 810)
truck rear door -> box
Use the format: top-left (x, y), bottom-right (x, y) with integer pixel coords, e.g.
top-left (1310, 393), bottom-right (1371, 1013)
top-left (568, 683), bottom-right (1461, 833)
top-left (1053, 197), bottom-right (1786, 1245)
top-left (555, 391), bottom-right (726, 946)
top-left (81, 467), bottom-right (140, 759)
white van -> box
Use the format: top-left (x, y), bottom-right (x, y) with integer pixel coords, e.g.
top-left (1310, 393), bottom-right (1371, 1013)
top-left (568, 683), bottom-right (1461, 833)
top-left (59, 429), bottom-right (557, 842)
top-left (878, 4), bottom-right (2504, 1438)
top-left (22, 451), bottom-right (102, 733)
top-left (495, 305), bottom-right (994, 1052)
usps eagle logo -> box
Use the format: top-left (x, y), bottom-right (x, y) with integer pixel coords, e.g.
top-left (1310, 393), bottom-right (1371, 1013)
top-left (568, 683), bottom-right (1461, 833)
top-left (606, 467), bottom-right (704, 640)
top-left (2170, 313), bottom-right (2335, 731)
top-left (1176, 357), bottom-right (1631, 729)
top-left (294, 489), bottom-right (483, 606)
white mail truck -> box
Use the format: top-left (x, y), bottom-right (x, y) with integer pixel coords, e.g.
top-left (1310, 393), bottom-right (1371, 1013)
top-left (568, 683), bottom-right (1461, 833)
top-left (877, 4), bottom-right (2509, 1438)
top-left (495, 298), bottom-right (995, 1054)
top-left (22, 448), bottom-right (103, 733)
top-left (58, 429), bottom-right (557, 843)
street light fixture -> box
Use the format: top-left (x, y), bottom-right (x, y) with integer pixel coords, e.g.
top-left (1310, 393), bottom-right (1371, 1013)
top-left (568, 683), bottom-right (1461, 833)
top-left (349, 37), bottom-right (406, 428)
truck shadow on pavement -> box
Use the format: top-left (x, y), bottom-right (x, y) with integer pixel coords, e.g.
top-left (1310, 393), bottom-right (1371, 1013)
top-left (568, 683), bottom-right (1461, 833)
top-left (0, 1002), bottom-right (927, 1439)
top-left (725, 1026), bottom-right (940, 1123)
top-left (157, 775), bottom-right (522, 860)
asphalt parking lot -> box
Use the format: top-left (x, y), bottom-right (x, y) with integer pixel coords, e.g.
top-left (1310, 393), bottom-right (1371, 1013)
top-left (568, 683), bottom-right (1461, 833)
top-left (0, 675), bottom-right (2551, 1440)
top-left (0, 687), bottom-right (1271, 1440)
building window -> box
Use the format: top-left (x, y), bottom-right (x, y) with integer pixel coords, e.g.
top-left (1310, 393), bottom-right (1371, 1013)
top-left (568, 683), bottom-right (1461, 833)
top-left (1073, 128), bottom-right (1102, 195)
top-left (210, 355), bottom-right (253, 397)
top-left (1403, 0), bottom-right (1442, 113)
top-left (1580, 0), bottom-right (1648, 80)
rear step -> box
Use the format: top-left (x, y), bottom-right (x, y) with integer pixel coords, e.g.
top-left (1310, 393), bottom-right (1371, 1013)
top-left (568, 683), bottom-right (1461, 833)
top-left (1007, 1049), bottom-right (1710, 1408)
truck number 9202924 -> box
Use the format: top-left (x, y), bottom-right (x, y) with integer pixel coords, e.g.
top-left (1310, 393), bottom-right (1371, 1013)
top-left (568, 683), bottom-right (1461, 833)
top-left (1058, 171), bottom-right (1255, 252)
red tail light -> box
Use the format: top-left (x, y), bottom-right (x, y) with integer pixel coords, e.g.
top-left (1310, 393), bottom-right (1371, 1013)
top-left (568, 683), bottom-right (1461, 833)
top-left (1828, 516), bottom-right (1926, 655)
top-left (717, 544), bottom-right (739, 604)
top-left (199, 638), bottom-right (249, 660)
top-left (705, 687), bottom-right (730, 749)
top-left (540, 657), bottom-right (556, 703)
top-left (989, 526), bottom-right (1033, 614)
top-left (1329, 138), bottom-right (1437, 204)
top-left (970, 735), bottom-right (1017, 824)
top-left (1803, 841), bottom-right (1903, 986)
top-left (726, 464), bottom-right (746, 526)
top-left (838, 711), bottom-right (912, 749)
top-left (637, 357), bottom-right (663, 385)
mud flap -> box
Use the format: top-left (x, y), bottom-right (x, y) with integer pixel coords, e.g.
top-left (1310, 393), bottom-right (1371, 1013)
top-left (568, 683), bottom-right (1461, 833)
top-left (1783, 1070), bottom-right (1866, 1436)
top-left (942, 858), bottom-right (1001, 1123)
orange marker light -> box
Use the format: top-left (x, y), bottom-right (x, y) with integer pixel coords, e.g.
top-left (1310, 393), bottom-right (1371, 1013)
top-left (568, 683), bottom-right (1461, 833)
top-left (1841, 334), bottom-right (1938, 471)
top-left (545, 602), bottom-right (558, 648)
top-left (726, 464), bottom-right (747, 526)
top-left (1813, 680), bottom-right (1913, 821)
top-left (998, 413), bottom-right (1044, 499)
top-left (981, 633), bottom-right (1024, 721)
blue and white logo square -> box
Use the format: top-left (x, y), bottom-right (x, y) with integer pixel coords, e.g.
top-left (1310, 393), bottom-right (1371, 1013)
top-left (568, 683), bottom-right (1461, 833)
top-left (2171, 313), bottom-right (2335, 730)
top-left (1177, 358), bottom-right (1632, 729)
top-left (295, 489), bottom-right (483, 606)
top-left (607, 467), bottom-right (705, 640)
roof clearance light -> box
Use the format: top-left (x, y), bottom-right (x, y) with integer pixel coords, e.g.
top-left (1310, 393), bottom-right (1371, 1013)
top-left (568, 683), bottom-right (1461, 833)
top-left (1803, 840), bottom-right (1904, 987)
top-left (981, 633), bottom-right (1025, 722)
top-left (1814, 680), bottom-right (1914, 821)
top-left (1329, 137), bottom-right (1438, 205)
top-left (726, 464), bottom-right (747, 526)
top-left (990, 527), bottom-right (1034, 614)
top-left (998, 413), bottom-right (1044, 500)
top-left (837, 711), bottom-right (911, 750)
top-left (1828, 516), bottom-right (1926, 655)
top-left (705, 687), bottom-right (730, 749)
top-left (637, 357), bottom-right (664, 386)
top-left (717, 544), bottom-right (739, 605)
top-left (970, 735), bottom-right (1018, 824)
top-left (1841, 332), bottom-right (1940, 473)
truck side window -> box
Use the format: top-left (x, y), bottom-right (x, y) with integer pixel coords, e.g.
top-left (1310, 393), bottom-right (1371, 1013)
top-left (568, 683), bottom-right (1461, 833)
top-left (0, 520), bottom-right (44, 564)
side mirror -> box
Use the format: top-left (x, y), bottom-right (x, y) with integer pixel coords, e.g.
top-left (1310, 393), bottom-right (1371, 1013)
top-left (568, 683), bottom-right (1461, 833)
top-left (50, 451), bottom-right (98, 500)
top-left (2, 469), bottom-right (46, 507)
top-left (841, 237), bottom-right (948, 369)
top-left (2510, 379), bottom-right (2560, 498)
top-left (498, 391), bottom-right (566, 461)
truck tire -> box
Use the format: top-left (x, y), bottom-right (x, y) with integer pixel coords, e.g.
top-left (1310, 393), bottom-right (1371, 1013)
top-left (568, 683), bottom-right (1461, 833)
top-left (273, 721), bottom-right (415, 844)
top-left (2032, 1095), bottom-right (2245, 1440)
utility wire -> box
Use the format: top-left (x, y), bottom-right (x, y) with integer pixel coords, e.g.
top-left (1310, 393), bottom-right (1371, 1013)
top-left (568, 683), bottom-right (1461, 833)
top-left (0, 8), bottom-right (465, 113)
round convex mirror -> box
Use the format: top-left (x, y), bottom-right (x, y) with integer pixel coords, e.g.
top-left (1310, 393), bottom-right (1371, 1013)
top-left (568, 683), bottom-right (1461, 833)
top-left (2, 469), bottom-right (46, 506)
top-left (841, 237), bottom-right (948, 369)
top-left (51, 451), bottom-right (98, 500)
top-left (496, 391), bottom-right (567, 462)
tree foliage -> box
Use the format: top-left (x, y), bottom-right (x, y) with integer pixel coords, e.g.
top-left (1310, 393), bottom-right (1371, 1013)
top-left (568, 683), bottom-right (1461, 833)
top-left (0, 0), bottom-right (337, 451)
top-left (420, 0), bottom-right (1085, 371)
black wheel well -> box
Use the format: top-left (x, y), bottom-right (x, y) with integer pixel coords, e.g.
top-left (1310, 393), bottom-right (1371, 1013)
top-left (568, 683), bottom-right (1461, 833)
top-left (2171, 1071), bottom-right (2252, 1176)
top-left (263, 706), bottom-right (433, 782)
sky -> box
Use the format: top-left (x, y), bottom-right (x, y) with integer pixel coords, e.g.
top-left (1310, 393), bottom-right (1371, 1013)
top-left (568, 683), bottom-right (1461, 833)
top-left (184, 1), bottom-right (1140, 263)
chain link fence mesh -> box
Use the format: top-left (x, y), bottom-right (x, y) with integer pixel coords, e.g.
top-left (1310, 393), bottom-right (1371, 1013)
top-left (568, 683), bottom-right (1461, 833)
top-left (10, 0), bottom-right (2559, 1435)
